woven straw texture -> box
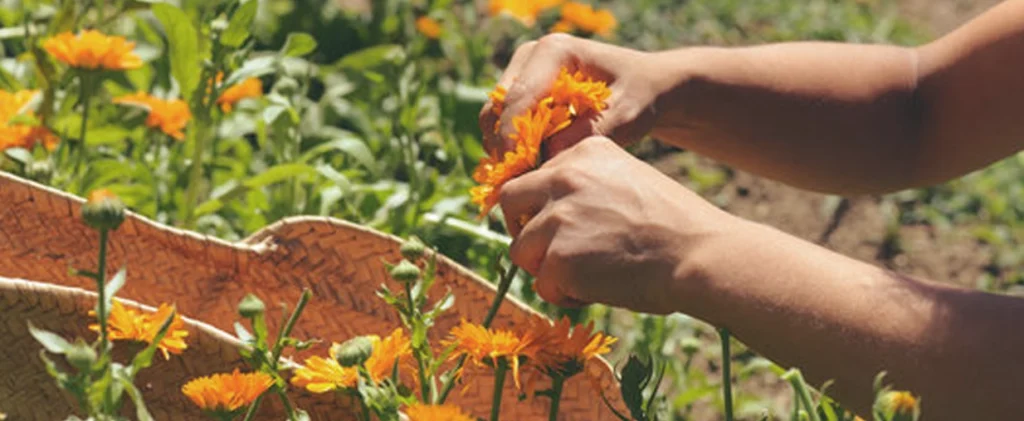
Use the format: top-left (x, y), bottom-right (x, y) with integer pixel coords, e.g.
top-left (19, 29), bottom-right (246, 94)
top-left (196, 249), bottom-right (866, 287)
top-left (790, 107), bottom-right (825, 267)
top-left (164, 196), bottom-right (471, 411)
top-left (0, 172), bottom-right (627, 420)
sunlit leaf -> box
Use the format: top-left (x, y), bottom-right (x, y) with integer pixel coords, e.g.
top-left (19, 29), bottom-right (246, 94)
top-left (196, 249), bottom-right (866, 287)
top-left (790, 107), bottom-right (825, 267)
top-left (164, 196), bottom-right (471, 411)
top-left (153, 3), bottom-right (201, 102)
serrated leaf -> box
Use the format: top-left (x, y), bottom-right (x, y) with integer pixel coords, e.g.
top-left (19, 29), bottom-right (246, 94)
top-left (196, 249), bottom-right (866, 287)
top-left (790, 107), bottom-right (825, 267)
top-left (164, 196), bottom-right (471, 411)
top-left (221, 0), bottom-right (258, 48)
top-left (29, 322), bottom-right (71, 354)
top-left (153, 4), bottom-right (201, 102)
top-left (281, 32), bottom-right (317, 58)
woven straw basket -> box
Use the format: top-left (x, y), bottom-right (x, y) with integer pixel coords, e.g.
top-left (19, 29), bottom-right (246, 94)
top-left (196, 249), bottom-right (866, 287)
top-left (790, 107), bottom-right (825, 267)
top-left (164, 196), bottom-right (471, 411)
top-left (0, 172), bottom-right (627, 420)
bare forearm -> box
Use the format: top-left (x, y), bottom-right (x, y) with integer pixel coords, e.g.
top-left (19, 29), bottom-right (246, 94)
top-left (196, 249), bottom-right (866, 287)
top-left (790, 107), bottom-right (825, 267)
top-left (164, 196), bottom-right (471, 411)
top-left (675, 219), bottom-right (1024, 419)
top-left (649, 42), bottom-right (922, 194)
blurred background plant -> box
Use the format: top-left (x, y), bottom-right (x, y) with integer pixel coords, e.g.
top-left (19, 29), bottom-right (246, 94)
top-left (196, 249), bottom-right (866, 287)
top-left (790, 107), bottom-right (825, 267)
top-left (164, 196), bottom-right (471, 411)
top-left (1, 0), bottom-right (1015, 419)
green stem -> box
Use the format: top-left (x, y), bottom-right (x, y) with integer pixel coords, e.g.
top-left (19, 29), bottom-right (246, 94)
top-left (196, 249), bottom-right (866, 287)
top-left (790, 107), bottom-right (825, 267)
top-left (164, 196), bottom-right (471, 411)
top-left (405, 282), bottom-right (431, 402)
top-left (548, 375), bottom-right (565, 421)
top-left (781, 369), bottom-right (823, 421)
top-left (490, 359), bottom-right (509, 421)
top-left (73, 74), bottom-right (93, 180)
top-left (359, 395), bottom-right (371, 421)
top-left (275, 388), bottom-right (297, 421)
top-left (719, 328), bottom-right (734, 421)
top-left (437, 264), bottom-right (519, 404)
top-left (96, 229), bottom-right (109, 351)
top-left (240, 394), bottom-right (264, 421)
top-left (271, 289), bottom-right (311, 363)
top-left (181, 120), bottom-right (210, 228)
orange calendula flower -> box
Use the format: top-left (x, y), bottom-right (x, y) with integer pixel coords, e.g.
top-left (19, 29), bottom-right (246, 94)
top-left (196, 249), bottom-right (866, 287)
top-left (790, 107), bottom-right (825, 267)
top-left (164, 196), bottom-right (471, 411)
top-left (291, 328), bottom-right (412, 393)
top-left (416, 16), bottom-right (443, 39)
top-left (550, 20), bottom-right (575, 33)
top-left (42, 30), bottom-right (143, 71)
top-left (470, 67), bottom-right (610, 215)
top-left (113, 92), bottom-right (192, 140)
top-left (443, 320), bottom-right (533, 389)
top-left (216, 78), bottom-right (263, 113)
top-left (523, 317), bottom-right (616, 378)
top-left (489, 0), bottom-right (565, 27)
top-left (405, 403), bottom-right (476, 421)
top-left (0, 90), bottom-right (59, 151)
top-left (560, 2), bottom-right (617, 37)
top-left (182, 369), bottom-right (273, 416)
top-left (90, 300), bottom-right (189, 359)
top-left (86, 189), bottom-right (118, 204)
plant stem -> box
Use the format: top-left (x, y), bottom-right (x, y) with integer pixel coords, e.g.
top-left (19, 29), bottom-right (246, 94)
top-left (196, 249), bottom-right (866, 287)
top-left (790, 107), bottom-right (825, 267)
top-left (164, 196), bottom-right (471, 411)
top-left (436, 264), bottom-right (519, 404)
top-left (275, 388), bottom-right (297, 421)
top-left (719, 327), bottom-right (734, 421)
top-left (548, 375), bottom-right (565, 421)
top-left (240, 394), bottom-right (264, 421)
top-left (781, 369), bottom-right (823, 421)
top-left (74, 74), bottom-right (94, 179)
top-left (359, 395), bottom-right (371, 421)
top-left (271, 289), bottom-right (311, 363)
top-left (405, 281), bottom-right (431, 402)
top-left (490, 359), bottom-right (508, 421)
top-left (96, 229), bottom-right (109, 351)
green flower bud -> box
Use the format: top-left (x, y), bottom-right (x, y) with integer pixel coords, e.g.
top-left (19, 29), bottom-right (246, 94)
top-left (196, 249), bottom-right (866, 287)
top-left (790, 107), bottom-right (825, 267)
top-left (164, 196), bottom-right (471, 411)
top-left (65, 339), bottom-right (97, 372)
top-left (399, 237), bottom-right (426, 261)
top-left (877, 390), bottom-right (919, 421)
top-left (26, 160), bottom-right (53, 183)
top-left (238, 294), bottom-right (266, 318)
top-left (332, 336), bottom-right (374, 367)
top-left (81, 189), bottom-right (125, 231)
top-left (680, 337), bottom-right (701, 356)
top-left (389, 259), bottom-right (421, 283)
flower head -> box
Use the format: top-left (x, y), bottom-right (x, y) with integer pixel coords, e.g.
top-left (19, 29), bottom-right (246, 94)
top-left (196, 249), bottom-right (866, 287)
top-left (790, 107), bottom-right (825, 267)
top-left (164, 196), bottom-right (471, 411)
top-left (416, 16), bottom-right (443, 39)
top-left (470, 68), bottom-right (609, 215)
top-left (489, 0), bottom-right (565, 27)
top-left (523, 317), bottom-right (616, 378)
top-left (216, 78), bottom-right (263, 113)
top-left (560, 2), bottom-right (617, 37)
top-left (443, 320), bottom-right (533, 388)
top-left (0, 90), bottom-right (59, 151)
top-left (291, 328), bottom-right (412, 393)
top-left (405, 403), bottom-right (476, 421)
top-left (113, 92), bottom-right (191, 140)
top-left (182, 369), bottom-right (273, 416)
top-left (42, 30), bottom-right (142, 71)
top-left (90, 300), bottom-right (189, 359)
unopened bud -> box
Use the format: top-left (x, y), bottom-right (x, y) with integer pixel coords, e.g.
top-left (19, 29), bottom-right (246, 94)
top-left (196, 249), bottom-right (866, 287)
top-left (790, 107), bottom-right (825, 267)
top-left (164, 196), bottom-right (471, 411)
top-left (81, 189), bottom-right (125, 231)
top-left (332, 336), bottom-right (374, 367)
top-left (389, 259), bottom-right (421, 283)
top-left (877, 390), bottom-right (919, 421)
top-left (238, 294), bottom-right (266, 318)
top-left (26, 160), bottom-right (53, 183)
top-left (400, 237), bottom-right (426, 261)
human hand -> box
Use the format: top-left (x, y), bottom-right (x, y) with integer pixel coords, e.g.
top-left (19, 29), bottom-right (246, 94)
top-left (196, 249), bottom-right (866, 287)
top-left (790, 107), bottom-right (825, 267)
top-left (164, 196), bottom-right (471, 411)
top-left (480, 33), bottom-right (666, 158)
top-left (499, 136), bottom-right (739, 314)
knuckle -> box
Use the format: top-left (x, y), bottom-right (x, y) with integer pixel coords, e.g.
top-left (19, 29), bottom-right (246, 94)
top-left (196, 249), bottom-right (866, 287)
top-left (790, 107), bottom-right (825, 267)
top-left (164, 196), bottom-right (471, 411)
top-left (550, 166), bottom-right (586, 192)
top-left (537, 33), bottom-right (573, 50)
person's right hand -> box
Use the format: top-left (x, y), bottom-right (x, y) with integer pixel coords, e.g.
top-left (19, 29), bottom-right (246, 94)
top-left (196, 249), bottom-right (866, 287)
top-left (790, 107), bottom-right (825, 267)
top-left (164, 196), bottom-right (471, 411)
top-left (479, 33), bottom-right (667, 158)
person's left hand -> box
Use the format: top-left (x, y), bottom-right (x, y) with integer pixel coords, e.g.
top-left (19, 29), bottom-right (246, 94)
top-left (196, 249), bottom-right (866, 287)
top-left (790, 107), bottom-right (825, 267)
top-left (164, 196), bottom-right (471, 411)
top-left (499, 136), bottom-right (740, 314)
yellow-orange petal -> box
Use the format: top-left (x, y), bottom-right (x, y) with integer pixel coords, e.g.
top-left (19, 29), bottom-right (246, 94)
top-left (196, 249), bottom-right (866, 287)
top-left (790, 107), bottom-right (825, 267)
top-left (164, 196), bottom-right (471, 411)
top-left (182, 369), bottom-right (273, 414)
top-left (416, 16), bottom-right (443, 39)
top-left (42, 30), bottom-right (142, 70)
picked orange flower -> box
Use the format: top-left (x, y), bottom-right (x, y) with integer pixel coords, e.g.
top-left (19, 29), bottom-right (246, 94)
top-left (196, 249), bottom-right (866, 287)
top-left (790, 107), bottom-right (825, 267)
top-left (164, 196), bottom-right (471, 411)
top-left (42, 30), bottom-right (143, 71)
top-left (90, 300), bottom-right (189, 359)
top-left (182, 368), bottom-right (273, 416)
top-left (523, 317), bottom-right (616, 378)
top-left (291, 328), bottom-right (412, 393)
top-left (443, 320), bottom-right (534, 389)
top-left (216, 77), bottom-right (263, 113)
top-left (416, 16), bottom-right (443, 39)
top-left (559, 2), bottom-right (617, 37)
top-left (113, 92), bottom-right (192, 140)
top-left (405, 403), bottom-right (476, 421)
top-left (0, 90), bottom-right (59, 151)
top-left (470, 67), bottom-right (610, 215)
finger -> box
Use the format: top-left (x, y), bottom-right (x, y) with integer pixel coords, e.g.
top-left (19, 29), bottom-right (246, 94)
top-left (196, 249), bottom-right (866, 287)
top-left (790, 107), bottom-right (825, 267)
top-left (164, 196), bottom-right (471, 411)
top-left (508, 207), bottom-right (558, 276)
top-left (499, 168), bottom-right (552, 238)
top-left (532, 243), bottom-right (588, 308)
top-left (482, 41), bottom-right (539, 153)
top-left (498, 34), bottom-right (578, 147)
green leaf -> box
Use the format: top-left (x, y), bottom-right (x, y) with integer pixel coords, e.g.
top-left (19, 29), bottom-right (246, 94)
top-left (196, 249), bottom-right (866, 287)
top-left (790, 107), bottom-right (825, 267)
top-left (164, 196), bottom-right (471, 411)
top-left (234, 321), bottom-right (254, 344)
top-left (153, 3), bottom-right (201, 102)
top-left (3, 148), bottom-right (32, 165)
top-left (242, 163), bottom-right (318, 188)
top-left (281, 32), bottom-right (317, 58)
top-left (115, 366), bottom-right (155, 421)
top-left (300, 136), bottom-right (377, 174)
top-left (28, 322), bottom-right (71, 354)
top-left (221, 0), bottom-right (258, 48)
top-left (224, 56), bottom-right (277, 87)
top-left (333, 45), bottom-right (404, 71)
top-left (102, 269), bottom-right (128, 314)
